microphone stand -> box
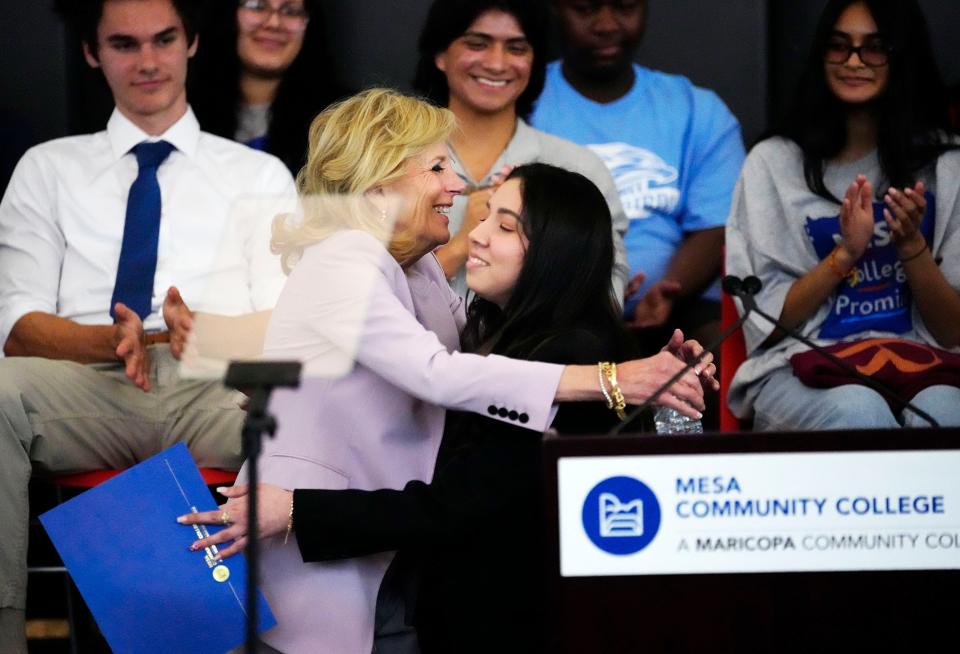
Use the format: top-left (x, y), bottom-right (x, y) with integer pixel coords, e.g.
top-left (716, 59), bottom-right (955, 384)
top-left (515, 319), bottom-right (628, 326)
top-left (608, 291), bottom-right (754, 435)
top-left (734, 284), bottom-right (940, 429)
top-left (224, 361), bottom-right (303, 653)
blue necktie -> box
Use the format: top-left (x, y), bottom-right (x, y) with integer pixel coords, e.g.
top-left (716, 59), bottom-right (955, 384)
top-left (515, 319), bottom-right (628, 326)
top-left (110, 140), bottom-right (175, 320)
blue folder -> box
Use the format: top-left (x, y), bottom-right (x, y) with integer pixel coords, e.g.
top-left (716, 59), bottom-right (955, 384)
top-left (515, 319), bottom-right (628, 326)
top-left (40, 443), bottom-right (276, 654)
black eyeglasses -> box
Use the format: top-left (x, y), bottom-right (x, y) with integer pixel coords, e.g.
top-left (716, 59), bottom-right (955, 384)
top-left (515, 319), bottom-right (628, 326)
top-left (825, 38), bottom-right (891, 67)
top-left (237, 0), bottom-right (310, 32)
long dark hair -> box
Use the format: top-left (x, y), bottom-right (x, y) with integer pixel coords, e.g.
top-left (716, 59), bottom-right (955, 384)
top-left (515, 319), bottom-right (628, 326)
top-left (413, 0), bottom-right (548, 121)
top-left (773, 0), bottom-right (957, 200)
top-left (460, 164), bottom-right (627, 359)
top-left (188, 0), bottom-right (346, 174)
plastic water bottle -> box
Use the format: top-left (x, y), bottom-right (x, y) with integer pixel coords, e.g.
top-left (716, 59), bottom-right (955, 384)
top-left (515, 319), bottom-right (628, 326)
top-left (654, 405), bottom-right (703, 434)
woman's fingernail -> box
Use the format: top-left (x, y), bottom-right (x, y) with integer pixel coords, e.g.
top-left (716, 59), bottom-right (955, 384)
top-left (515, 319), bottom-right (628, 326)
top-left (176, 516), bottom-right (186, 524)
top-left (216, 487), bottom-right (227, 494)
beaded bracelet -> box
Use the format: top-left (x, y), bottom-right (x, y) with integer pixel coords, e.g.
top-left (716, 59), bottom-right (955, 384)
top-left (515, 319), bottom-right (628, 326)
top-left (283, 496), bottom-right (295, 545)
top-left (597, 362), bottom-right (614, 409)
top-left (599, 362), bottom-right (628, 421)
top-left (826, 247), bottom-right (852, 279)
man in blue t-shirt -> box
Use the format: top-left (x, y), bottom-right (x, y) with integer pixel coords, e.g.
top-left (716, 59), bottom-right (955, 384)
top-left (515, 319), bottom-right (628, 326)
top-left (531, 0), bottom-right (744, 352)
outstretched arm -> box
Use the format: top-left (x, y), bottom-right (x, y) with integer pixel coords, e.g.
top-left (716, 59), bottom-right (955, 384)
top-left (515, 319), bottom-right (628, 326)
top-left (292, 231), bottom-right (705, 433)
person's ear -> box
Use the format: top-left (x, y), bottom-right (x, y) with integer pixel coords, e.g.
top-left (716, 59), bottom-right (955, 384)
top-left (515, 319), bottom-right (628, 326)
top-left (364, 185), bottom-right (386, 210)
top-left (188, 33), bottom-right (199, 59)
top-left (434, 50), bottom-right (448, 74)
top-left (82, 40), bottom-right (100, 68)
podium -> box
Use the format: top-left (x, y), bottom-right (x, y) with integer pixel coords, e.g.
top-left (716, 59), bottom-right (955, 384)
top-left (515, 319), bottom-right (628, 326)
top-left (542, 428), bottom-right (960, 653)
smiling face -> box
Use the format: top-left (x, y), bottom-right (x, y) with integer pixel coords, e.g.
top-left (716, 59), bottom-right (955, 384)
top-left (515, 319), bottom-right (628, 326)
top-left (236, 0), bottom-right (307, 80)
top-left (83, 0), bottom-right (197, 134)
top-left (434, 10), bottom-right (533, 118)
top-left (824, 1), bottom-right (889, 105)
top-left (555, 0), bottom-right (645, 80)
top-left (382, 141), bottom-right (466, 261)
top-left (466, 178), bottom-right (528, 307)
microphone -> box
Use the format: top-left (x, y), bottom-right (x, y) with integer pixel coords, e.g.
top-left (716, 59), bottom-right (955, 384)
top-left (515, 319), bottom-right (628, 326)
top-left (721, 274), bottom-right (761, 297)
top-left (721, 275), bottom-right (939, 429)
top-left (608, 279), bottom-right (757, 435)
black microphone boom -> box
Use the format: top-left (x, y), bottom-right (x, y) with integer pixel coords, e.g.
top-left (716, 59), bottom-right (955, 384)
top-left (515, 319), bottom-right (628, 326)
top-left (610, 275), bottom-right (939, 434)
top-left (608, 292), bottom-right (753, 435)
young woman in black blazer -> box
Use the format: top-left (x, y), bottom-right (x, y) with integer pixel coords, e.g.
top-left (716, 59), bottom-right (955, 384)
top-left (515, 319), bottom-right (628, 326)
top-left (185, 164), bottom-right (715, 652)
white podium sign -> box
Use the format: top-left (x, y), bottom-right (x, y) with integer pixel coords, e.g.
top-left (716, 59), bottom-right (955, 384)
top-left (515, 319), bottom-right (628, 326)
top-left (557, 450), bottom-right (960, 577)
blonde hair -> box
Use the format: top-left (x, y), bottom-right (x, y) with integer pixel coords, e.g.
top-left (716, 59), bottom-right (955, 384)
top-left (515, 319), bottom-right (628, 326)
top-left (272, 88), bottom-right (457, 270)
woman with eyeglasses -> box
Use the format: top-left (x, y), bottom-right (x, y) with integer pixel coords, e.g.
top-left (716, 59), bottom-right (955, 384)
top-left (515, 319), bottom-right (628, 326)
top-left (189, 0), bottom-right (347, 173)
top-left (725, 0), bottom-right (960, 430)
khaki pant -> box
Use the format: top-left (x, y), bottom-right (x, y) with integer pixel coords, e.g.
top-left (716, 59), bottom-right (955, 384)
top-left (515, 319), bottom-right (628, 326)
top-left (0, 346), bottom-right (245, 648)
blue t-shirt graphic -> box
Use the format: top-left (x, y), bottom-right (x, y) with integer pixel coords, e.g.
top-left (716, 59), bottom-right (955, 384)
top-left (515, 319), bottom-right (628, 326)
top-left (805, 192), bottom-right (936, 339)
top-left (531, 62), bottom-right (745, 312)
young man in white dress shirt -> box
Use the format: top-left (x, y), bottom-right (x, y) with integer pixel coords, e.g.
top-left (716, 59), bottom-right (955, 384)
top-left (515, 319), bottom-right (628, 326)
top-left (0, 0), bottom-right (294, 648)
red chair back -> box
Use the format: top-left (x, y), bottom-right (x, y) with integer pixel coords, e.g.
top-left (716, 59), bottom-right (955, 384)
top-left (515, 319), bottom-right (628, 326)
top-left (52, 468), bottom-right (237, 489)
top-left (719, 261), bottom-right (748, 432)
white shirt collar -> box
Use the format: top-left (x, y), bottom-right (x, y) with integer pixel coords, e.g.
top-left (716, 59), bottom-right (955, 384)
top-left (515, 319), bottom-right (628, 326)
top-left (106, 106), bottom-right (201, 161)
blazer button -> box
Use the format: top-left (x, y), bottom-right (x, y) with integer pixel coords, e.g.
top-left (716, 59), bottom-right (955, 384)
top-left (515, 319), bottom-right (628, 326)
top-left (488, 405), bottom-right (498, 416)
top-left (508, 410), bottom-right (519, 421)
top-left (519, 413), bottom-right (529, 424)
top-left (498, 407), bottom-right (509, 418)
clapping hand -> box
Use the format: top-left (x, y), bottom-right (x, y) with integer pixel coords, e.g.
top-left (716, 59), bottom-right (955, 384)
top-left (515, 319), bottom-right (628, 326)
top-left (624, 270), bottom-right (682, 330)
top-left (114, 302), bottom-right (150, 391)
top-left (838, 175), bottom-right (875, 261)
top-left (883, 181), bottom-right (927, 255)
top-left (162, 286), bottom-right (194, 360)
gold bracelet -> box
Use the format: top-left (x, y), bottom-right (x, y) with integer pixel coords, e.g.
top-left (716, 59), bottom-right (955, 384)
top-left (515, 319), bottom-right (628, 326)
top-left (597, 362), bottom-right (614, 409)
top-left (600, 362), bottom-right (628, 421)
top-left (898, 242), bottom-right (928, 263)
top-left (283, 496), bottom-right (294, 545)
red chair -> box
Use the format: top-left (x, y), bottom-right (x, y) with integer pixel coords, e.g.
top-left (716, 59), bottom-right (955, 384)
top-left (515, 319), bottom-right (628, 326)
top-left (719, 266), bottom-right (748, 432)
top-left (51, 467), bottom-right (237, 488)
top-left (29, 466), bottom-right (237, 652)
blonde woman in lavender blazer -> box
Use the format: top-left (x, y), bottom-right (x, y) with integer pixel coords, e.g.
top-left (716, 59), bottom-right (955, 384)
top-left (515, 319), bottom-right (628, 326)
top-left (183, 89), bottom-right (709, 653)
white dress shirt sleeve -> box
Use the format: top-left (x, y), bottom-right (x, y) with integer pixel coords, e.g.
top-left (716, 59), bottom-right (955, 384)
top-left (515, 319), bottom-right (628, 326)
top-left (0, 149), bottom-right (64, 350)
top-left (245, 158), bottom-right (297, 311)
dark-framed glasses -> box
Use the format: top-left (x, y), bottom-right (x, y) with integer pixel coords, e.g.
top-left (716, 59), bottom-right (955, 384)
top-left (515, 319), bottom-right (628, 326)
top-left (824, 37), bottom-right (891, 67)
top-left (238, 0), bottom-right (310, 32)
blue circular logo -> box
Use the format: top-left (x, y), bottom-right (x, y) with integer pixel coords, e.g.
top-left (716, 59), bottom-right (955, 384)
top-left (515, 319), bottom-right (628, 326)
top-left (582, 476), bottom-right (661, 555)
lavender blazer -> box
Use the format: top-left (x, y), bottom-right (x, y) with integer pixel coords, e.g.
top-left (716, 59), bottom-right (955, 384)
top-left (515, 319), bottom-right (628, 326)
top-left (240, 230), bottom-right (562, 653)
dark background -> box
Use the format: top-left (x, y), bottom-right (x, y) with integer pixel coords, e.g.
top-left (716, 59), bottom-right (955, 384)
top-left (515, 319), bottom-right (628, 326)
top-left (3, 0), bottom-right (960, 184)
